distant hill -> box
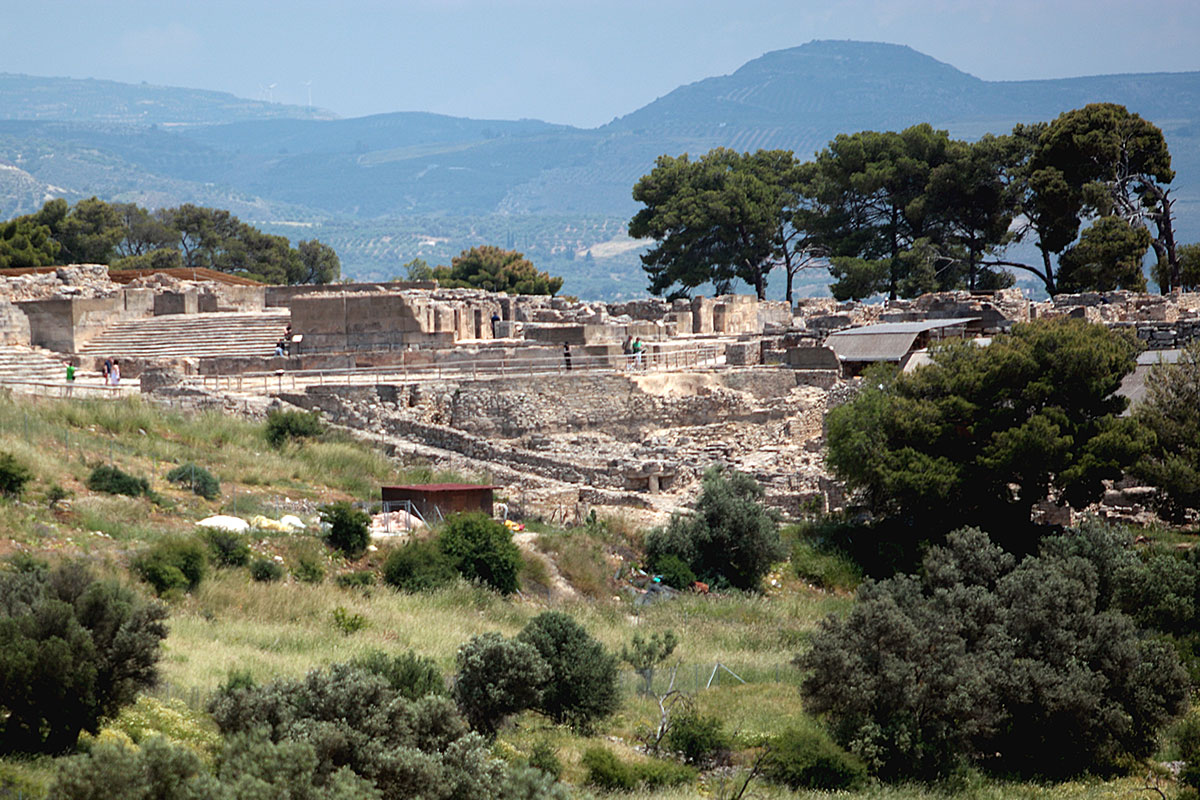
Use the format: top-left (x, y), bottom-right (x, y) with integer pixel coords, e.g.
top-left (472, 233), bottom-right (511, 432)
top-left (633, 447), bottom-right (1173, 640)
top-left (0, 40), bottom-right (1197, 299)
top-left (0, 73), bottom-right (335, 126)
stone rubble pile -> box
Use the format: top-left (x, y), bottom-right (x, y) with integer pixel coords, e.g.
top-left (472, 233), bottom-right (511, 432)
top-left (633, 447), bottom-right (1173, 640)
top-left (0, 265), bottom-right (116, 301)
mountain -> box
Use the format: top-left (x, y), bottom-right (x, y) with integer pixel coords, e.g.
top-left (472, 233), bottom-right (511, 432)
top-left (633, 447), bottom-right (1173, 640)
top-left (0, 40), bottom-right (1197, 299)
top-left (0, 73), bottom-right (335, 126)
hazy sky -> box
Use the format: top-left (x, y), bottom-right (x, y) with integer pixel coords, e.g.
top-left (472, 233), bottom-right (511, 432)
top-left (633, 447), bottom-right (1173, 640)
top-left (5, 0), bottom-right (1199, 127)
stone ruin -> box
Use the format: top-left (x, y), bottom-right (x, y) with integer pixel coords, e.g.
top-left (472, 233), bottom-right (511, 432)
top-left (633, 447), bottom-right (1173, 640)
top-left (5, 266), bottom-right (1200, 525)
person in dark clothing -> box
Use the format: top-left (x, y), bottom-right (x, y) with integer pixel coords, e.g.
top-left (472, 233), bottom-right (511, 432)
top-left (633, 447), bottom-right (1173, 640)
top-left (491, 312), bottom-right (501, 338)
top-left (102, 356), bottom-right (112, 380)
top-left (563, 342), bottom-right (572, 371)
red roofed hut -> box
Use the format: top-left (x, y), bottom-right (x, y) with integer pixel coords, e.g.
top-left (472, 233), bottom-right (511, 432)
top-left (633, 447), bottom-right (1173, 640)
top-left (381, 483), bottom-right (497, 522)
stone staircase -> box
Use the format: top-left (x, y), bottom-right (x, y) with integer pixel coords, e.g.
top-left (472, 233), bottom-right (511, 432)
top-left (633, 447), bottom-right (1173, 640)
top-left (0, 345), bottom-right (74, 384)
top-left (79, 311), bottom-right (291, 361)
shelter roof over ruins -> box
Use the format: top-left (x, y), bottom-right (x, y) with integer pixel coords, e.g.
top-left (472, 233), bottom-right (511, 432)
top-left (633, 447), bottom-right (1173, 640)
top-left (826, 317), bottom-right (979, 362)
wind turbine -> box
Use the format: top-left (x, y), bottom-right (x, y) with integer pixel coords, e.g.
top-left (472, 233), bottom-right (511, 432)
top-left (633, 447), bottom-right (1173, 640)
top-left (302, 80), bottom-right (313, 107)
top-left (266, 82), bottom-right (277, 103)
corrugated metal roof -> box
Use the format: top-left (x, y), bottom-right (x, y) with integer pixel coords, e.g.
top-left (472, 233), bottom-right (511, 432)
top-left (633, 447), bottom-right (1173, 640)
top-left (825, 317), bottom-right (980, 337)
top-left (828, 331), bottom-right (919, 362)
top-left (383, 484), bottom-right (498, 493)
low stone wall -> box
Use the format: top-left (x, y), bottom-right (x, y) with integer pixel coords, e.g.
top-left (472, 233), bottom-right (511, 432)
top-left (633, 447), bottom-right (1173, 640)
top-left (1116, 320), bottom-right (1200, 350)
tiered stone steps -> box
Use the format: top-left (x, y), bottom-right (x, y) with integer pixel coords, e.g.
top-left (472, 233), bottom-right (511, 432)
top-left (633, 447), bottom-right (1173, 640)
top-left (79, 311), bottom-right (291, 360)
top-left (0, 345), bottom-right (74, 384)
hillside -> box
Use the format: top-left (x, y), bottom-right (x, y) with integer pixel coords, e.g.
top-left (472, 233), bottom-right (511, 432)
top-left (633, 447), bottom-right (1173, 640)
top-left (0, 40), bottom-right (1198, 298)
top-left (0, 72), bottom-right (335, 125)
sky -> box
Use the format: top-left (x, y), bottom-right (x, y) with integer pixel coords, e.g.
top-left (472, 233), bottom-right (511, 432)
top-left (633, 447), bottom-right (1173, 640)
top-left (4, 0), bottom-right (1199, 128)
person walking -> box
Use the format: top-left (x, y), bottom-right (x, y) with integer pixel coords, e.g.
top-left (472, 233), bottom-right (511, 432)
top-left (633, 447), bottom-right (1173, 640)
top-left (109, 359), bottom-right (120, 387)
top-left (65, 363), bottom-right (75, 397)
top-left (102, 356), bottom-right (112, 382)
top-left (632, 337), bottom-right (643, 369)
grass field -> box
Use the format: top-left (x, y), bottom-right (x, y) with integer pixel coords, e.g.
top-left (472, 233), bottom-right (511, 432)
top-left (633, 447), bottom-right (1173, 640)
top-left (0, 392), bottom-right (1186, 798)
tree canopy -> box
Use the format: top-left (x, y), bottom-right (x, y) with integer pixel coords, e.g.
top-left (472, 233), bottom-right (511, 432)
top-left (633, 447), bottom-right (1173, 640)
top-left (825, 318), bottom-right (1146, 534)
top-left (433, 246), bottom-right (562, 295)
top-left (629, 103), bottom-right (1185, 299)
top-left (0, 198), bottom-right (340, 285)
top-left (630, 148), bottom-right (817, 301)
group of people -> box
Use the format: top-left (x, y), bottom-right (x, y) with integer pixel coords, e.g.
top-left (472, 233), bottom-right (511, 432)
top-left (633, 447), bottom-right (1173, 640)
top-left (622, 335), bottom-right (644, 369)
top-left (101, 357), bottom-right (120, 386)
top-left (274, 325), bottom-right (295, 357)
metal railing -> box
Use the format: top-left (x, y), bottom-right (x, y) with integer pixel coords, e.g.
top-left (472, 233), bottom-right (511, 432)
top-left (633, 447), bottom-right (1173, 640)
top-left (189, 343), bottom-right (725, 394)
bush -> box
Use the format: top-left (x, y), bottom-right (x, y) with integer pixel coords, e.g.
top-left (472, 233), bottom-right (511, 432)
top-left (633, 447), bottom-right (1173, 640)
top-left (621, 630), bottom-right (679, 695)
top-left (50, 731), bottom-right (381, 800)
top-left (763, 727), bottom-right (867, 791)
top-left (86, 463), bottom-right (149, 497)
top-left (350, 649), bottom-right (446, 700)
top-left (335, 570), bottom-right (375, 589)
top-left (517, 611), bottom-right (621, 729)
top-left (208, 661), bottom-right (498, 799)
top-left (46, 482), bottom-right (71, 509)
top-left (292, 554), bottom-right (325, 583)
top-left (202, 528), bottom-right (251, 567)
top-left (652, 553), bottom-right (696, 590)
top-left (250, 557), bottom-right (285, 582)
top-left (453, 632), bottom-right (549, 736)
top-left (438, 512), bottom-right (521, 594)
top-left (799, 527), bottom-right (1189, 779)
top-left (165, 462), bottom-right (220, 500)
top-left (133, 538), bottom-right (208, 595)
top-left (645, 466), bottom-right (784, 591)
top-left (331, 606), bottom-right (367, 635)
top-left (527, 740), bottom-right (562, 780)
top-left (320, 501), bottom-right (371, 558)
top-left (0, 563), bottom-right (168, 754)
top-left (265, 408), bottom-right (323, 448)
top-left (666, 710), bottom-right (730, 766)
top-left (581, 747), bottom-right (695, 791)
top-left (0, 451), bottom-right (32, 498)
top-left (383, 538), bottom-right (457, 592)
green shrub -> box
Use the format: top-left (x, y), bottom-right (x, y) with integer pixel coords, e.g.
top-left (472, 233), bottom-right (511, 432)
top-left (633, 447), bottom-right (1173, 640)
top-left (581, 746), bottom-right (637, 791)
top-left (335, 571), bottom-right (375, 589)
top-left (208, 661), bottom-right (494, 799)
top-left (165, 462), bottom-right (220, 500)
top-left (666, 710), bottom-right (730, 766)
top-left (265, 408), bottom-right (323, 447)
top-left (331, 606), bottom-right (367, 635)
top-left (438, 512), bottom-right (521, 595)
top-left (763, 727), bottom-right (867, 791)
top-left (47, 482), bottom-right (71, 509)
top-left (86, 463), bottom-right (149, 497)
top-left (581, 747), bottom-right (695, 791)
top-left (453, 632), bottom-right (549, 736)
top-left (645, 466), bottom-right (784, 591)
top-left (202, 528), bottom-right (251, 567)
top-left (0, 451), bottom-right (32, 498)
top-left (133, 538), bottom-right (208, 595)
top-left (791, 540), bottom-right (862, 591)
top-left (517, 611), bottom-right (620, 730)
top-left (527, 740), bottom-right (562, 780)
top-left (292, 554), bottom-right (325, 583)
top-left (319, 501), bottom-right (371, 558)
top-left (349, 649), bottom-right (446, 699)
top-left (652, 553), bottom-right (696, 590)
top-left (250, 557), bottom-right (285, 582)
top-left (383, 539), bottom-right (457, 592)
top-left (0, 563), bottom-right (168, 754)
